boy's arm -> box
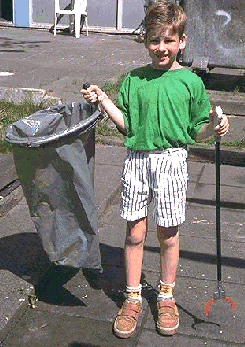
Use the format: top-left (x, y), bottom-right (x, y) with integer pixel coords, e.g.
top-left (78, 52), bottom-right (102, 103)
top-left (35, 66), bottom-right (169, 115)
top-left (81, 85), bottom-right (126, 135)
top-left (195, 110), bottom-right (229, 142)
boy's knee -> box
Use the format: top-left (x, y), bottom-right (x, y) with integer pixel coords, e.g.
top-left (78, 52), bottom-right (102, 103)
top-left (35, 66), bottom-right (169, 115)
top-left (157, 226), bottom-right (179, 246)
top-left (126, 231), bottom-right (146, 246)
top-left (126, 218), bottom-right (147, 245)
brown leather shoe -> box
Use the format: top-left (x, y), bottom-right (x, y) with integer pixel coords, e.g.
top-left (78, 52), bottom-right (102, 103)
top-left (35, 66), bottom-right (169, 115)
top-left (113, 298), bottom-right (142, 338)
top-left (156, 298), bottom-right (179, 335)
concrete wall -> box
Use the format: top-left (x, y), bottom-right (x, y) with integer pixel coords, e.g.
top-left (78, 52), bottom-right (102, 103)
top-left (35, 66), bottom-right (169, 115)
top-left (183, 0), bottom-right (245, 68)
top-left (32, 0), bottom-right (57, 25)
top-left (31, 0), bottom-right (145, 31)
top-left (123, 0), bottom-right (145, 29)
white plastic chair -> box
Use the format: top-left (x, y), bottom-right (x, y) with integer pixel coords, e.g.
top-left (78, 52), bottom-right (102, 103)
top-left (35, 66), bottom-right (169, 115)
top-left (54, 0), bottom-right (88, 38)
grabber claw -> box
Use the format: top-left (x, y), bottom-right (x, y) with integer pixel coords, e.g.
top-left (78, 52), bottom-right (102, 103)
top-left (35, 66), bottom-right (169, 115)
top-left (204, 283), bottom-right (235, 315)
top-left (204, 298), bottom-right (215, 316)
top-left (225, 297), bottom-right (236, 310)
top-left (204, 297), bottom-right (235, 316)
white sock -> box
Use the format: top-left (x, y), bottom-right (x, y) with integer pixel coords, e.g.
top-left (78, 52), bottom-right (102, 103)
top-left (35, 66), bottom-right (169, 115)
top-left (157, 280), bottom-right (175, 301)
top-left (126, 284), bottom-right (142, 302)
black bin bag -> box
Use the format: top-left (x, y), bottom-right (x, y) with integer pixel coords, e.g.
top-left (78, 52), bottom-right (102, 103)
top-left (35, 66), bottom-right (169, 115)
top-left (5, 101), bottom-right (103, 270)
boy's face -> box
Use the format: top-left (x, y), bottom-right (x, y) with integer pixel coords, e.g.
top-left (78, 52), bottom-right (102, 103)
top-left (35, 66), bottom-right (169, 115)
top-left (145, 29), bottom-right (187, 70)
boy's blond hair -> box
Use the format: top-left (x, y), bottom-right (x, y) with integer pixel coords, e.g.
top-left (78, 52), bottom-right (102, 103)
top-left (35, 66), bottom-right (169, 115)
top-left (144, 1), bottom-right (187, 40)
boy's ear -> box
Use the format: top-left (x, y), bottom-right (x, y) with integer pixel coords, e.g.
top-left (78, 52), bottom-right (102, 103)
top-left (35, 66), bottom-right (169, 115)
top-left (179, 33), bottom-right (187, 50)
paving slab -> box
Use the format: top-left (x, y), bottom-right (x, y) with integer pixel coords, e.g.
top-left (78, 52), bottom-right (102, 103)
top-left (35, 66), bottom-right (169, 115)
top-left (137, 330), bottom-right (235, 347)
top-left (0, 197), bottom-right (50, 336)
top-left (187, 161), bottom-right (245, 206)
top-left (2, 310), bottom-right (138, 347)
top-left (94, 145), bottom-right (126, 212)
top-left (0, 154), bottom-right (17, 191)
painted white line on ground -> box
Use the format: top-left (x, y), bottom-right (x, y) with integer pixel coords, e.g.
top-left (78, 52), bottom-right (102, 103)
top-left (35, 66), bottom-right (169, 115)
top-left (0, 72), bottom-right (14, 76)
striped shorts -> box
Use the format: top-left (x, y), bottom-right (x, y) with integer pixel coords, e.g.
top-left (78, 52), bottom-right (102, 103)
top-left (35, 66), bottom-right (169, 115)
top-left (120, 148), bottom-right (188, 227)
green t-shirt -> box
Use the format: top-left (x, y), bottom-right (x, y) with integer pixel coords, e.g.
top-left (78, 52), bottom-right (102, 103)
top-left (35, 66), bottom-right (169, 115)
top-left (117, 65), bottom-right (211, 151)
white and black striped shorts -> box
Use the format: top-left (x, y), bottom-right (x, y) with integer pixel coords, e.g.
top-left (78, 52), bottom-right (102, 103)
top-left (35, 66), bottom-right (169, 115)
top-left (120, 148), bottom-right (188, 227)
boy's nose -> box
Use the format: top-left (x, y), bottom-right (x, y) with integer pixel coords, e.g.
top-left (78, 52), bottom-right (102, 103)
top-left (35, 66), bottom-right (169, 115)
top-left (157, 40), bottom-right (167, 51)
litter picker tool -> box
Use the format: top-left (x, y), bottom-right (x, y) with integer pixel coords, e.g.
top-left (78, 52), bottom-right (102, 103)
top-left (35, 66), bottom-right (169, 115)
top-left (83, 82), bottom-right (99, 108)
top-left (83, 82), bottom-right (90, 90)
top-left (204, 106), bottom-right (236, 316)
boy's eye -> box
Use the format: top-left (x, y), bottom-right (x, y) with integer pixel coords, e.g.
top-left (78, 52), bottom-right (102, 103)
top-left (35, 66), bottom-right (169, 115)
top-left (164, 37), bottom-right (176, 43)
top-left (148, 37), bottom-right (176, 45)
top-left (149, 39), bottom-right (160, 44)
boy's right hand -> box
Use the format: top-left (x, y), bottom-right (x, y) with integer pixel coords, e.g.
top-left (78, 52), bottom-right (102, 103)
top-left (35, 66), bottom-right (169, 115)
top-left (209, 109), bottom-right (229, 137)
top-left (80, 84), bottom-right (106, 104)
top-left (81, 84), bottom-right (126, 134)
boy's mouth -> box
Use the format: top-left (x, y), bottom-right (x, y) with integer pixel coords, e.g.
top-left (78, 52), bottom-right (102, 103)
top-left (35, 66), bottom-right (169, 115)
top-left (154, 50), bottom-right (168, 59)
top-left (155, 53), bottom-right (168, 61)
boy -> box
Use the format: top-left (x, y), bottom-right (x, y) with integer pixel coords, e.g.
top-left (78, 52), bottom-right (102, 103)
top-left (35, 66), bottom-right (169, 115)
top-left (81, 1), bottom-right (229, 338)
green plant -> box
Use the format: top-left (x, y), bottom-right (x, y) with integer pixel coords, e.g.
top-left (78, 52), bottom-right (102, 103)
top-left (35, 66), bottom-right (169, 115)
top-left (28, 294), bottom-right (38, 308)
top-left (96, 119), bottom-right (122, 137)
top-left (193, 138), bottom-right (245, 150)
top-left (233, 86), bottom-right (241, 95)
top-left (0, 99), bottom-right (47, 154)
top-left (94, 74), bottom-right (127, 142)
top-left (18, 288), bottom-right (26, 295)
top-left (221, 139), bottom-right (245, 150)
top-left (101, 73), bottom-right (127, 99)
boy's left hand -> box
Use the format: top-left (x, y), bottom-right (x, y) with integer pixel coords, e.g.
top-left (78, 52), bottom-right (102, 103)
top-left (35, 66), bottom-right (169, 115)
top-left (210, 110), bottom-right (229, 137)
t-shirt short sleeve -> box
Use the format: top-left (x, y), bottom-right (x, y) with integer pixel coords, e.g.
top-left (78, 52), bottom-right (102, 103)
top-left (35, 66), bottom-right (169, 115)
top-left (117, 75), bottom-right (130, 132)
top-left (188, 79), bottom-right (211, 140)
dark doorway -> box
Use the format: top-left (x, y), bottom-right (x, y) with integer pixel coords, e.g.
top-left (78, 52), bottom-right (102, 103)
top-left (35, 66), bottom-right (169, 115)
top-left (1, 0), bottom-right (13, 22)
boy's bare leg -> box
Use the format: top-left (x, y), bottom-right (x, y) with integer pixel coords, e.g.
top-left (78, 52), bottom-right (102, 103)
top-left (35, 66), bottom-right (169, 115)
top-left (125, 217), bottom-right (147, 287)
top-left (113, 217), bottom-right (147, 338)
top-left (157, 226), bottom-right (179, 284)
top-left (156, 225), bottom-right (179, 336)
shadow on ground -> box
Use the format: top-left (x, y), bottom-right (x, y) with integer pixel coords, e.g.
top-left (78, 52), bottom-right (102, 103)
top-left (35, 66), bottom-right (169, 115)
top-left (0, 232), bottom-right (51, 285)
top-left (0, 232), bottom-right (154, 309)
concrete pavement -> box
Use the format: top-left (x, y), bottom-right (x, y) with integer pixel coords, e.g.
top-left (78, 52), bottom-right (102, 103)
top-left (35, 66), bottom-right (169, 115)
top-left (0, 26), bottom-right (244, 346)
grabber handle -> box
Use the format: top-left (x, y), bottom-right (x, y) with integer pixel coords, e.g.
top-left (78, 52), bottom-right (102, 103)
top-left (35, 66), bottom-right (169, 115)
top-left (82, 82), bottom-right (103, 115)
top-left (83, 82), bottom-right (90, 90)
top-left (213, 106), bottom-right (222, 142)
